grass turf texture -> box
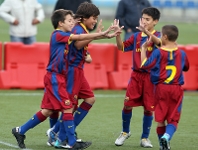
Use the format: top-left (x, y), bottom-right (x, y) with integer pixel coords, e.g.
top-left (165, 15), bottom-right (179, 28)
top-left (0, 89), bottom-right (197, 149)
top-left (0, 19), bottom-right (198, 44)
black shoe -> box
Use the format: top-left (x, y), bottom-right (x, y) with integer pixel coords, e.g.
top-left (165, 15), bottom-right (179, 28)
top-left (70, 141), bottom-right (92, 150)
top-left (160, 138), bottom-right (171, 150)
top-left (12, 127), bottom-right (26, 149)
top-left (75, 132), bottom-right (82, 142)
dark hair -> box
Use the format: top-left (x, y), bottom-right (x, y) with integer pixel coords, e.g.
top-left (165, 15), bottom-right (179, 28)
top-left (142, 7), bottom-right (160, 21)
top-left (162, 25), bottom-right (179, 42)
top-left (51, 9), bottom-right (74, 29)
top-left (74, 2), bottom-right (100, 19)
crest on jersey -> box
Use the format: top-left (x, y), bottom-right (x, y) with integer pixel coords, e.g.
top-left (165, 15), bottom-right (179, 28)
top-left (65, 100), bottom-right (70, 105)
top-left (64, 49), bottom-right (69, 54)
top-left (74, 95), bottom-right (78, 100)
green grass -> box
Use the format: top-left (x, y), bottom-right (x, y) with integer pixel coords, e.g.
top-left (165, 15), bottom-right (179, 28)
top-left (0, 90), bottom-right (197, 149)
top-left (0, 19), bottom-right (198, 44)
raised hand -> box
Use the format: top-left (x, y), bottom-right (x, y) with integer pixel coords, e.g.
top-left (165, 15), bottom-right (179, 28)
top-left (107, 26), bottom-right (124, 38)
top-left (96, 19), bottom-right (104, 33)
top-left (142, 36), bottom-right (152, 49)
top-left (136, 18), bottom-right (147, 33)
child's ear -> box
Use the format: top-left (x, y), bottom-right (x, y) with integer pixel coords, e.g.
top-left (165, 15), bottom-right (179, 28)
top-left (153, 20), bottom-right (158, 26)
top-left (58, 21), bottom-right (63, 27)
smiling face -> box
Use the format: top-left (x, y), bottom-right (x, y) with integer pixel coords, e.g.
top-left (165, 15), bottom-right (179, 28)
top-left (82, 16), bottom-right (98, 30)
top-left (60, 14), bottom-right (75, 32)
top-left (141, 14), bottom-right (158, 32)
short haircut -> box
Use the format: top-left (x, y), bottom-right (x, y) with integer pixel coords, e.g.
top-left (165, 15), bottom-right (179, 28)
top-left (162, 25), bottom-right (179, 42)
top-left (51, 9), bottom-right (74, 29)
top-left (74, 2), bottom-right (100, 19)
top-left (142, 7), bottom-right (160, 21)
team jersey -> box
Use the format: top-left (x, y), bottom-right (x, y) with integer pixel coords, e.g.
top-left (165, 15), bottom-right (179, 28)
top-left (46, 29), bottom-right (72, 75)
top-left (141, 47), bottom-right (189, 85)
top-left (68, 23), bottom-right (89, 69)
top-left (123, 30), bottom-right (160, 72)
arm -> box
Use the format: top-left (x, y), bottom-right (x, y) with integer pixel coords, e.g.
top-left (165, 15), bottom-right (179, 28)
top-left (70, 25), bottom-right (113, 41)
top-left (0, 0), bottom-right (16, 24)
top-left (85, 51), bottom-right (92, 63)
top-left (34, 2), bottom-right (45, 24)
top-left (183, 53), bottom-right (190, 72)
top-left (136, 18), bottom-right (161, 46)
top-left (74, 19), bottom-right (103, 50)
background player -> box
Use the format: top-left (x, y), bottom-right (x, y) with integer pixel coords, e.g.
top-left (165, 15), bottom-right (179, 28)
top-left (141, 25), bottom-right (189, 150)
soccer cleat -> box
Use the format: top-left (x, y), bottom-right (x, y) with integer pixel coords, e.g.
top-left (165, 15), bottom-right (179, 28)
top-left (115, 132), bottom-right (131, 146)
top-left (140, 138), bottom-right (153, 148)
top-left (54, 139), bottom-right (70, 149)
top-left (69, 141), bottom-right (92, 150)
top-left (46, 130), bottom-right (57, 146)
top-left (160, 137), bottom-right (171, 150)
top-left (12, 127), bottom-right (26, 149)
top-left (75, 132), bottom-right (82, 142)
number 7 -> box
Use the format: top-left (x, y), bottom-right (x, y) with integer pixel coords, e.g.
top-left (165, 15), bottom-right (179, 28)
top-left (164, 65), bottom-right (177, 83)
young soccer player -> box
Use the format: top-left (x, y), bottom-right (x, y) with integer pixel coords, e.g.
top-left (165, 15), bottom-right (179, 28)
top-left (114, 7), bottom-right (161, 148)
top-left (141, 25), bottom-right (189, 150)
top-left (53, 2), bottom-right (122, 145)
top-left (11, 9), bottom-right (119, 149)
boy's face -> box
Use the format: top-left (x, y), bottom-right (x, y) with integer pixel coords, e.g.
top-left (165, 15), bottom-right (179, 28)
top-left (61, 14), bottom-right (75, 32)
top-left (83, 16), bottom-right (98, 30)
top-left (141, 14), bottom-right (158, 31)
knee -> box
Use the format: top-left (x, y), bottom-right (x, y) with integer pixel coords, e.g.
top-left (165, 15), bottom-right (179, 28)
top-left (144, 110), bottom-right (153, 116)
top-left (41, 109), bottom-right (54, 117)
top-left (124, 106), bottom-right (133, 110)
top-left (84, 97), bottom-right (95, 105)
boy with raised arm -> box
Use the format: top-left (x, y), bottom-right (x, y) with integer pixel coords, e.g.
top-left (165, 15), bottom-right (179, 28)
top-left (12, 9), bottom-right (119, 149)
top-left (141, 25), bottom-right (189, 150)
top-left (114, 7), bottom-right (161, 148)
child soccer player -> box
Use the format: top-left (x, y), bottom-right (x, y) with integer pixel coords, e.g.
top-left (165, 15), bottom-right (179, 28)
top-left (114, 7), bottom-right (161, 148)
top-left (141, 25), bottom-right (189, 150)
top-left (54, 2), bottom-right (122, 146)
top-left (12, 9), bottom-right (119, 149)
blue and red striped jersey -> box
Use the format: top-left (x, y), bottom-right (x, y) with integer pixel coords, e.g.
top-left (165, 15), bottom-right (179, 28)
top-left (68, 23), bottom-right (89, 69)
top-left (141, 47), bottom-right (189, 85)
top-left (123, 31), bottom-right (160, 72)
top-left (46, 29), bottom-right (72, 75)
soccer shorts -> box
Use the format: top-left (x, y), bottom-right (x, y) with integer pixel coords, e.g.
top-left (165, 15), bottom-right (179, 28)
top-left (124, 71), bottom-right (156, 111)
top-left (41, 72), bottom-right (73, 111)
top-left (66, 67), bottom-right (94, 106)
top-left (154, 84), bottom-right (183, 125)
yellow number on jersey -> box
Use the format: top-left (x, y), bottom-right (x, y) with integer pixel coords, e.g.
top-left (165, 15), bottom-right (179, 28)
top-left (164, 65), bottom-right (177, 83)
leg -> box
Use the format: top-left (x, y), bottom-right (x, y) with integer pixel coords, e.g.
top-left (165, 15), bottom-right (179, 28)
top-left (115, 106), bottom-right (132, 146)
top-left (140, 110), bottom-right (153, 148)
top-left (10, 35), bottom-right (24, 43)
top-left (74, 97), bottom-right (95, 129)
top-left (54, 108), bottom-right (92, 149)
top-left (24, 36), bottom-right (36, 45)
top-left (12, 109), bottom-right (53, 148)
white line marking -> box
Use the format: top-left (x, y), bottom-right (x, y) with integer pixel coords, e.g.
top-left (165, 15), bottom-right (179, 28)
top-left (0, 92), bottom-right (196, 99)
top-left (0, 140), bottom-right (32, 150)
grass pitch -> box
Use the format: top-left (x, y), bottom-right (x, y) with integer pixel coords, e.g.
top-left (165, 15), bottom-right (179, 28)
top-left (0, 90), bottom-right (197, 150)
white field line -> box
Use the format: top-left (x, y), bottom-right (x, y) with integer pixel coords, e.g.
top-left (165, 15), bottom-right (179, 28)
top-left (0, 92), bottom-right (196, 99)
top-left (0, 140), bottom-right (32, 150)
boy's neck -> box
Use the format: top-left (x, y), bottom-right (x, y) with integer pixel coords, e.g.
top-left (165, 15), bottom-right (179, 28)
top-left (162, 41), bottom-right (177, 49)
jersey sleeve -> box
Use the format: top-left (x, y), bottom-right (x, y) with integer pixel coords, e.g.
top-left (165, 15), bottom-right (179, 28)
top-left (141, 48), bottom-right (160, 70)
top-left (55, 31), bottom-right (72, 44)
top-left (182, 50), bottom-right (190, 72)
top-left (123, 34), bottom-right (135, 52)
